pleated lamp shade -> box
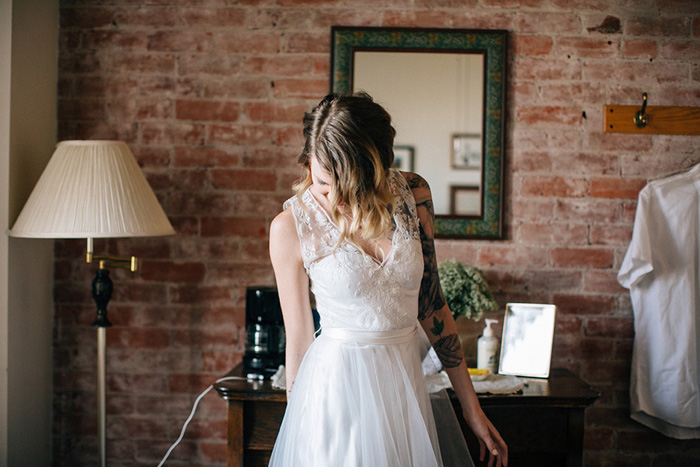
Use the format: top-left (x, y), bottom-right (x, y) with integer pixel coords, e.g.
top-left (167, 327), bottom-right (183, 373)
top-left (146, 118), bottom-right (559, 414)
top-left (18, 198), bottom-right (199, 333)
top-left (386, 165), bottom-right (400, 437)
top-left (9, 140), bottom-right (175, 238)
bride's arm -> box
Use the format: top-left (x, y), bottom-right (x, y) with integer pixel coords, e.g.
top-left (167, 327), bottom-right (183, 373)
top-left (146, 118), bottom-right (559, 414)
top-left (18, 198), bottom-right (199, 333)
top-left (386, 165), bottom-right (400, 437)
top-left (403, 172), bottom-right (508, 467)
top-left (269, 208), bottom-right (316, 400)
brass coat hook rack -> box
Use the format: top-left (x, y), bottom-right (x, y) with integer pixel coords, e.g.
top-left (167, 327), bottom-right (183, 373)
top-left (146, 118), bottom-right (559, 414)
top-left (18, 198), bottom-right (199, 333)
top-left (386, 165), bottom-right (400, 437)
top-left (604, 93), bottom-right (700, 135)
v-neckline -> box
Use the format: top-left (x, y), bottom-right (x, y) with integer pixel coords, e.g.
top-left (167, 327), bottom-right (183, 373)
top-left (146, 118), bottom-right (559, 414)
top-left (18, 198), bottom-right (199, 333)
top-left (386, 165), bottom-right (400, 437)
top-left (306, 188), bottom-right (398, 268)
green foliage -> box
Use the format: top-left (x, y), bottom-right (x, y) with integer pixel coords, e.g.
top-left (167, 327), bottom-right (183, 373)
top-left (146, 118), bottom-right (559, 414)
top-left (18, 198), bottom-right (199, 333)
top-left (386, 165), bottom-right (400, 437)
top-left (438, 259), bottom-right (497, 321)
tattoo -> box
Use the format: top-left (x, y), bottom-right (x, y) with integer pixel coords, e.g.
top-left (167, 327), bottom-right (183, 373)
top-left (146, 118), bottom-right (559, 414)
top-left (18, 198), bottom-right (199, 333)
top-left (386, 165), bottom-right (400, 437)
top-left (433, 333), bottom-right (464, 368)
top-left (406, 173), bottom-right (445, 321)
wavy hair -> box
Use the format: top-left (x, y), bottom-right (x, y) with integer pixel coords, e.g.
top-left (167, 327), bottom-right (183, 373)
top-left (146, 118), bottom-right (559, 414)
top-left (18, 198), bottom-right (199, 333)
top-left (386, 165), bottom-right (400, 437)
top-left (294, 92), bottom-right (396, 250)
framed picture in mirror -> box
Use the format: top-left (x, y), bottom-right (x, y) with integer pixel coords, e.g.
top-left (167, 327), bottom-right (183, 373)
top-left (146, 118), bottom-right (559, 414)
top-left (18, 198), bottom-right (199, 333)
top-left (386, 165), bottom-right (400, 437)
top-left (451, 134), bottom-right (482, 170)
top-left (498, 303), bottom-right (557, 378)
top-left (392, 145), bottom-right (415, 172)
top-left (450, 185), bottom-right (481, 217)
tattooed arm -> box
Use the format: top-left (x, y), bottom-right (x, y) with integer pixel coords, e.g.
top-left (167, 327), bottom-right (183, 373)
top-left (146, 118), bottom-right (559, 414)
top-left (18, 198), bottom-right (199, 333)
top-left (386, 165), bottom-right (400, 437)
top-left (403, 171), bottom-right (508, 467)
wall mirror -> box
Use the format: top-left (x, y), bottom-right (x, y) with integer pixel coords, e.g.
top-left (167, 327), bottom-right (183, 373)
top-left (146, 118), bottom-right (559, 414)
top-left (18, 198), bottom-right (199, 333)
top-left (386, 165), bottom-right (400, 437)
top-left (498, 303), bottom-right (557, 378)
top-left (331, 27), bottom-right (507, 239)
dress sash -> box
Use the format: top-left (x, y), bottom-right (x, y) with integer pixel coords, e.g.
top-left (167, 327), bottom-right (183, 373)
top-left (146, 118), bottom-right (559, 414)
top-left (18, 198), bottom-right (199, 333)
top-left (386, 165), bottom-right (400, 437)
top-left (321, 324), bottom-right (418, 345)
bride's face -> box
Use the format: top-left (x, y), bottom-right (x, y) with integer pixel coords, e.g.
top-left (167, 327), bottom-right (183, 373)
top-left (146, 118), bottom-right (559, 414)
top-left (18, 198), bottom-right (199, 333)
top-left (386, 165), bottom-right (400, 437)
top-left (310, 156), bottom-right (334, 203)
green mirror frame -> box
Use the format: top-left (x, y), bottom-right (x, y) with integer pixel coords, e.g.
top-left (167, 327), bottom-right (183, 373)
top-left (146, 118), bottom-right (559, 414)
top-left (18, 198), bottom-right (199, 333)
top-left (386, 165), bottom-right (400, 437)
top-left (331, 27), bottom-right (507, 239)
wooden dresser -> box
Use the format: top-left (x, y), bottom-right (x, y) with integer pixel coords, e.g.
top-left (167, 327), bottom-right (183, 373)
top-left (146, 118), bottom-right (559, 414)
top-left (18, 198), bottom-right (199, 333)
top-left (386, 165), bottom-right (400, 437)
top-left (214, 366), bottom-right (599, 467)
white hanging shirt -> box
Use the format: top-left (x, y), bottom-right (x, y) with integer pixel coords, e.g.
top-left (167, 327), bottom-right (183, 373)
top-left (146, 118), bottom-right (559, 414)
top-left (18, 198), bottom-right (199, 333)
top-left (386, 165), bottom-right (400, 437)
top-left (617, 164), bottom-right (700, 439)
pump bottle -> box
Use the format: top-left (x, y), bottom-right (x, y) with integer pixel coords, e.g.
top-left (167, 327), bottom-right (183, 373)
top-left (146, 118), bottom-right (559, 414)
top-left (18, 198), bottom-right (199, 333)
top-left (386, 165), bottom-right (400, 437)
top-left (477, 319), bottom-right (500, 373)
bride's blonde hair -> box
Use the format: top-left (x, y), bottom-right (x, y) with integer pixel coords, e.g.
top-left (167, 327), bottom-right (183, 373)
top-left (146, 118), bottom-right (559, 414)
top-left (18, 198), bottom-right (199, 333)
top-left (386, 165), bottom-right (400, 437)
top-left (294, 92), bottom-right (396, 248)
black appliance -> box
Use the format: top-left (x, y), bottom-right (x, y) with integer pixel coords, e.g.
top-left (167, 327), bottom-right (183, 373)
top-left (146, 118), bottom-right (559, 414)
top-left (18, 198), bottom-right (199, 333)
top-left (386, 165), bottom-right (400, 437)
top-left (243, 286), bottom-right (285, 380)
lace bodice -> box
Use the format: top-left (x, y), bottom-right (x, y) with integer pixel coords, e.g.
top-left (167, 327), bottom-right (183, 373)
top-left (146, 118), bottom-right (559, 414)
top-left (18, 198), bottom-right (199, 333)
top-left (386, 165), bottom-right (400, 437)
top-left (283, 169), bottom-right (424, 331)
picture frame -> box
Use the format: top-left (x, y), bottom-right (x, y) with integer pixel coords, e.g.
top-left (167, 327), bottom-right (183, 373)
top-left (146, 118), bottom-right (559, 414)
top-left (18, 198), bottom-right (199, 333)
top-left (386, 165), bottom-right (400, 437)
top-left (498, 303), bottom-right (557, 378)
top-left (451, 133), bottom-right (482, 170)
top-left (449, 185), bottom-right (481, 217)
top-left (392, 145), bottom-right (414, 172)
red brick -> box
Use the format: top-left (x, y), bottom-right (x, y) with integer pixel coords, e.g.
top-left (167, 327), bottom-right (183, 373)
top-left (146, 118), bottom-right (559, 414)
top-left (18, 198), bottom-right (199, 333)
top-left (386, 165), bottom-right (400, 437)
top-left (173, 146), bottom-right (239, 167)
top-left (517, 106), bottom-right (583, 126)
top-left (135, 439), bottom-right (197, 462)
top-left (511, 151), bottom-right (552, 172)
top-left (211, 169), bottom-right (277, 191)
top-left (284, 32), bottom-right (330, 53)
top-left (113, 7), bottom-right (180, 27)
top-left (583, 61), bottom-right (688, 84)
top-left (60, 7), bottom-right (114, 29)
top-left (243, 102), bottom-right (307, 123)
top-left (514, 12), bottom-right (581, 34)
top-left (512, 270), bottom-right (582, 292)
top-left (517, 223), bottom-right (588, 246)
top-left (588, 132), bottom-right (653, 153)
top-left (176, 100), bottom-right (240, 122)
top-left (200, 442), bottom-right (228, 463)
top-left (214, 32), bottom-right (280, 53)
top-left (555, 314), bottom-right (582, 336)
top-left (140, 122), bottom-right (205, 145)
top-left (147, 31), bottom-right (212, 52)
top-left (582, 360), bottom-right (630, 384)
top-left (538, 83), bottom-right (606, 105)
top-left (130, 146), bottom-right (170, 167)
top-left (171, 329), bottom-right (239, 349)
top-left (209, 123), bottom-right (276, 145)
top-left (177, 54), bottom-right (243, 76)
top-left (243, 56), bottom-right (312, 76)
top-left (513, 35), bottom-right (553, 56)
top-left (551, 248), bottom-right (614, 269)
top-left (513, 58), bottom-right (581, 81)
top-left (202, 351), bottom-right (242, 373)
top-left (275, 125), bottom-right (305, 146)
top-left (166, 191), bottom-right (237, 216)
top-left (272, 79), bottom-right (328, 99)
top-left (83, 31), bottom-right (147, 50)
top-left (476, 246), bottom-right (548, 268)
top-left (59, 51), bottom-right (103, 74)
top-left (552, 294), bottom-right (616, 316)
top-left (169, 285), bottom-right (235, 304)
top-left (554, 199), bottom-right (620, 223)
top-left (554, 38), bottom-right (619, 58)
top-left (200, 217), bottom-right (267, 238)
top-left (180, 8), bottom-right (246, 27)
top-left (580, 337), bottom-right (615, 360)
top-left (510, 198), bottom-right (554, 222)
top-left (108, 98), bottom-right (173, 121)
top-left (590, 178), bottom-right (646, 199)
top-left (521, 176), bottom-right (588, 198)
top-left (551, 153), bottom-right (619, 176)
top-left (145, 169), bottom-right (207, 191)
top-left (585, 317), bottom-right (634, 338)
top-left (622, 40), bottom-right (658, 60)
top-left (589, 224), bottom-right (633, 246)
top-left (168, 374), bottom-right (222, 393)
top-left (627, 16), bottom-right (691, 36)
top-left (660, 40), bottom-right (700, 60)
top-left (140, 261), bottom-right (205, 282)
top-left (584, 271), bottom-right (628, 294)
top-left (107, 373), bottom-right (168, 393)
top-left (58, 98), bottom-right (106, 120)
top-left (108, 52), bottom-right (175, 74)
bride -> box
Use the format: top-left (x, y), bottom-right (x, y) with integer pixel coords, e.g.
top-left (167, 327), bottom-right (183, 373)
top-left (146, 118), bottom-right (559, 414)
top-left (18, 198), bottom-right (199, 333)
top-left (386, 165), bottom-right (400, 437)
top-left (268, 92), bottom-right (507, 467)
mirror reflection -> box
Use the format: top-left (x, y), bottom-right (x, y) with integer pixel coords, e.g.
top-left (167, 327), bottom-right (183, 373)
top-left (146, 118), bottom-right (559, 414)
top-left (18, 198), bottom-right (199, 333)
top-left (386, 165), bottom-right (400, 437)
top-left (498, 304), bottom-right (557, 379)
top-left (353, 52), bottom-right (485, 216)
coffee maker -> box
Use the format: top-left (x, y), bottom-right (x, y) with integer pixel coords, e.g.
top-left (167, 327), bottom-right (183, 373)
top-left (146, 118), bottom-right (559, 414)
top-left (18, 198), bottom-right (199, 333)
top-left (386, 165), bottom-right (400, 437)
top-left (243, 286), bottom-right (285, 380)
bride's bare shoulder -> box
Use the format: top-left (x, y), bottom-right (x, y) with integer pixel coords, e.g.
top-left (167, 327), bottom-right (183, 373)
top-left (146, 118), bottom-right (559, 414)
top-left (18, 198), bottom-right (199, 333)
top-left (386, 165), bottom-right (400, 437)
top-left (270, 207), bottom-right (296, 240)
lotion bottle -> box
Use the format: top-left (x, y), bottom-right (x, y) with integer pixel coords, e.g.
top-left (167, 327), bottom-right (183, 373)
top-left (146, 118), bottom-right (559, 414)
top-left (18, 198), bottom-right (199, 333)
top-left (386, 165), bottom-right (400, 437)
top-left (477, 319), bottom-right (499, 373)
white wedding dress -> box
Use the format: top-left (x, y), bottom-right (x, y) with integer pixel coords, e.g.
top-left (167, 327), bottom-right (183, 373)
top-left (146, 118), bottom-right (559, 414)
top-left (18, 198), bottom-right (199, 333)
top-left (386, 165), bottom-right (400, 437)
top-left (269, 169), bottom-right (473, 467)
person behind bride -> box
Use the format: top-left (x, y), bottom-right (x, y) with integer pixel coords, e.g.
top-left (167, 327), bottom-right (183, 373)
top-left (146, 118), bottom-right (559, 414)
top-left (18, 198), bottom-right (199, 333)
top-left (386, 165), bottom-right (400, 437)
top-left (268, 92), bottom-right (508, 467)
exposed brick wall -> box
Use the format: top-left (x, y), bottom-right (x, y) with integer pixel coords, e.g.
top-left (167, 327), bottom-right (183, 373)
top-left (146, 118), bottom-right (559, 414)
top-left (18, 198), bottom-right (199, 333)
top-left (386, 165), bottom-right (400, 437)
top-left (55, 0), bottom-right (699, 465)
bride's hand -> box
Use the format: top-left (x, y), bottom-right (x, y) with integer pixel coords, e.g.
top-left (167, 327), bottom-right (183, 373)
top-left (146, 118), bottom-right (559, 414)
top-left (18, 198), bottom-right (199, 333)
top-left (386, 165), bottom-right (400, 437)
top-left (462, 407), bottom-right (508, 467)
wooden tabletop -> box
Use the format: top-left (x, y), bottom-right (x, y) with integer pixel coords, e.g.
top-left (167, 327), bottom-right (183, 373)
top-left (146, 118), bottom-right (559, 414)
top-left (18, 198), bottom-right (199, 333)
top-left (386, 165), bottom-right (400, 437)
top-left (214, 365), bottom-right (599, 408)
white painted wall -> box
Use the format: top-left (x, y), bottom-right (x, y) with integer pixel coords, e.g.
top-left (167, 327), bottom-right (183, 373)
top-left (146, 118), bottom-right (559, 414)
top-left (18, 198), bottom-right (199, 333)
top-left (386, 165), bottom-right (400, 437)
top-left (0, 0), bottom-right (58, 465)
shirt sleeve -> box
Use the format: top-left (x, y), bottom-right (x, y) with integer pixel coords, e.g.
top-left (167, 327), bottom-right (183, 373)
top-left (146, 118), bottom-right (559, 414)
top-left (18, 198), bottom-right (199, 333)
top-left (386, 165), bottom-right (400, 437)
top-left (618, 186), bottom-right (654, 289)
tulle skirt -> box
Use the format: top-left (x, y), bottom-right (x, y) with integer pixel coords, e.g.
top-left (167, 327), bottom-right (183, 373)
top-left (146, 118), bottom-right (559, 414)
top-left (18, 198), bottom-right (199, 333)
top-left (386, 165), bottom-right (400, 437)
top-left (268, 324), bottom-right (473, 467)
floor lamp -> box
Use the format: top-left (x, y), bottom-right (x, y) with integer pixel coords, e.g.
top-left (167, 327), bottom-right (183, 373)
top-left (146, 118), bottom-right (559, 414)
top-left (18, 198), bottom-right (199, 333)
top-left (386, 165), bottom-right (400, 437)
top-left (9, 140), bottom-right (175, 466)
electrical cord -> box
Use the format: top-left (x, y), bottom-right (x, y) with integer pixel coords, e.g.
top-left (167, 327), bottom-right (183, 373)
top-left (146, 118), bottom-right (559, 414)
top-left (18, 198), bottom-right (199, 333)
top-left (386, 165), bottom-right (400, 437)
top-left (157, 375), bottom-right (249, 466)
